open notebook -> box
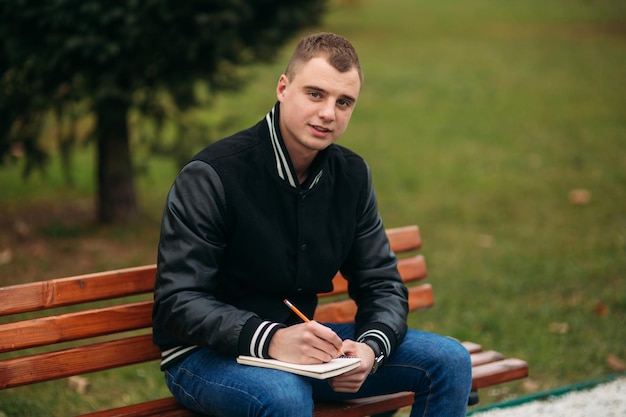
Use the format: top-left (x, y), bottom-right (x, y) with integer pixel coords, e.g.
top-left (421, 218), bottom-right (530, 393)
top-left (236, 356), bottom-right (361, 379)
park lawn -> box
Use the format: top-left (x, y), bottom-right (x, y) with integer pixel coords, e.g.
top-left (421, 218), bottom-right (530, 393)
top-left (1, 0), bottom-right (625, 415)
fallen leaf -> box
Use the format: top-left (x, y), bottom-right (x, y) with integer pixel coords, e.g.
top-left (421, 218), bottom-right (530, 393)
top-left (68, 376), bottom-right (90, 394)
top-left (569, 189), bottom-right (591, 205)
top-left (549, 322), bottom-right (570, 334)
top-left (13, 220), bottom-right (31, 238)
top-left (478, 234), bottom-right (494, 248)
top-left (522, 379), bottom-right (540, 393)
top-left (0, 249), bottom-right (12, 265)
top-left (606, 354), bottom-right (626, 371)
top-left (592, 302), bottom-right (609, 317)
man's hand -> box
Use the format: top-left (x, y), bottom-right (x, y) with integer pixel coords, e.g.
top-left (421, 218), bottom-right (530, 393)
top-left (328, 340), bottom-right (376, 393)
top-left (268, 321), bottom-right (343, 364)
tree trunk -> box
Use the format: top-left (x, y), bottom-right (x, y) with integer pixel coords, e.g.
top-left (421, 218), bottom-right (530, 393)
top-left (94, 95), bottom-right (138, 224)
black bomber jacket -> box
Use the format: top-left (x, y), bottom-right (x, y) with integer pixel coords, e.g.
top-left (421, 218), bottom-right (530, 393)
top-left (152, 104), bottom-right (409, 370)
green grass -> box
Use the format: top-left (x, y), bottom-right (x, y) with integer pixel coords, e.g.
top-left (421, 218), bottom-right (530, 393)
top-left (1, 0), bottom-right (625, 414)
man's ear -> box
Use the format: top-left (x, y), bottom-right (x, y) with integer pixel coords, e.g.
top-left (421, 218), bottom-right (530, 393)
top-left (276, 74), bottom-right (289, 101)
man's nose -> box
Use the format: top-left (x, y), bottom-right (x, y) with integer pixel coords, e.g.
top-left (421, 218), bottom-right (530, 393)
top-left (318, 101), bottom-right (336, 121)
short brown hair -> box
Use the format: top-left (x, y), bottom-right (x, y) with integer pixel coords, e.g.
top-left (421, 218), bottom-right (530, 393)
top-left (284, 32), bottom-right (363, 86)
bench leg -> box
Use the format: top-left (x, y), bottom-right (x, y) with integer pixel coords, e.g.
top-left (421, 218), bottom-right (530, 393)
top-left (468, 389), bottom-right (480, 406)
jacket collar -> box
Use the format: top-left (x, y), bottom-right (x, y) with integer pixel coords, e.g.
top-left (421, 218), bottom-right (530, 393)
top-left (265, 103), bottom-right (326, 190)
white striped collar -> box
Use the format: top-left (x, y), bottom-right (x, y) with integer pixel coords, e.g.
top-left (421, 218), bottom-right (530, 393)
top-left (265, 105), bottom-right (323, 190)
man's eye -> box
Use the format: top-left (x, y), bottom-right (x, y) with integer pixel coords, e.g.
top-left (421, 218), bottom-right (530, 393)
top-left (338, 99), bottom-right (351, 108)
top-left (309, 92), bottom-right (321, 98)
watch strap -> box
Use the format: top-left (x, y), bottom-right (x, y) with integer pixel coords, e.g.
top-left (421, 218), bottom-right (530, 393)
top-left (363, 339), bottom-right (385, 374)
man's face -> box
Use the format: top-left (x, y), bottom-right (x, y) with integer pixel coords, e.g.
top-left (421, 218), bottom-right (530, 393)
top-left (276, 57), bottom-right (361, 157)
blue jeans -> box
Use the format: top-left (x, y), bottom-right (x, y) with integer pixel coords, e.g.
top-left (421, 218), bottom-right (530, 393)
top-left (164, 324), bottom-right (472, 417)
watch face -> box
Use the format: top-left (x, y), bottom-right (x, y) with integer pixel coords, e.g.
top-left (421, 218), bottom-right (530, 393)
top-left (371, 353), bottom-right (384, 374)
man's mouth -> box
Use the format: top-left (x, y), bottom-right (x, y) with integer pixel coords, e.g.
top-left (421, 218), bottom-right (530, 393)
top-left (311, 124), bottom-right (332, 133)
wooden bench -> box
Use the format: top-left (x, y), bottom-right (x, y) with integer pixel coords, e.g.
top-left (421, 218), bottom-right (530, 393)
top-left (0, 225), bottom-right (528, 416)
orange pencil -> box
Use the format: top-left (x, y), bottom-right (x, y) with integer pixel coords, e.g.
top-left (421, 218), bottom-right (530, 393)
top-left (283, 299), bottom-right (344, 356)
top-left (283, 299), bottom-right (310, 322)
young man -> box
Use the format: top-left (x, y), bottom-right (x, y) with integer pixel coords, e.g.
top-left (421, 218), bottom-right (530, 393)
top-left (153, 32), bottom-right (471, 416)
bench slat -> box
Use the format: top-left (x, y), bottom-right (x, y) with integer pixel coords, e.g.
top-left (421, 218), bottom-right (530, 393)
top-left (386, 225), bottom-right (421, 252)
top-left (462, 341), bottom-right (483, 353)
top-left (80, 392), bottom-right (415, 417)
top-left (314, 283), bottom-right (434, 323)
top-left (323, 255), bottom-right (428, 296)
top-left (406, 283), bottom-right (435, 311)
top-left (471, 358), bottom-right (529, 390)
top-left (397, 254), bottom-right (427, 282)
top-left (0, 265), bottom-right (156, 315)
top-left (313, 391), bottom-right (414, 417)
top-left (81, 397), bottom-right (202, 417)
top-left (0, 301), bottom-right (153, 353)
top-left (470, 350), bottom-right (505, 366)
top-left (0, 227), bottom-right (420, 317)
top-left (0, 334), bottom-right (160, 389)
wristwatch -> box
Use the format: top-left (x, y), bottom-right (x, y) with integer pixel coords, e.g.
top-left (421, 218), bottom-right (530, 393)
top-left (363, 339), bottom-right (385, 374)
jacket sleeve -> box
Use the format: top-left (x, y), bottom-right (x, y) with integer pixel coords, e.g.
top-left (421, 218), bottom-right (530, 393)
top-left (341, 163), bottom-right (409, 360)
top-left (152, 160), bottom-right (284, 357)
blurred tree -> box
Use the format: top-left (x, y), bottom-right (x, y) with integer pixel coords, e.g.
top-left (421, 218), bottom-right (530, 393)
top-left (0, 0), bottom-right (326, 223)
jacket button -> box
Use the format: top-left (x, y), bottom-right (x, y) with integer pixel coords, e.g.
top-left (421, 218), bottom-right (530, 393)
top-left (301, 244), bottom-right (307, 251)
